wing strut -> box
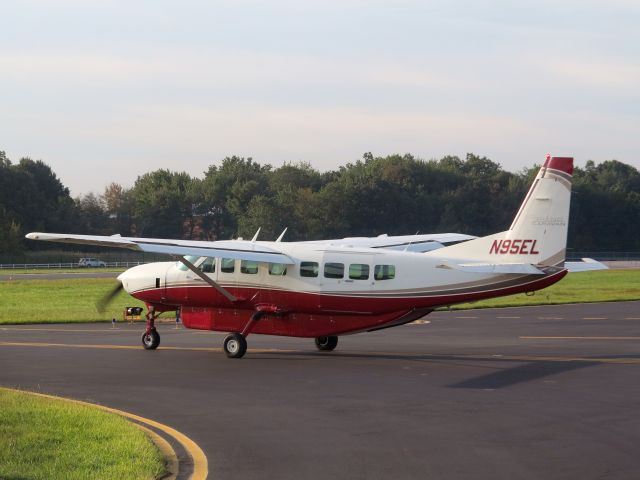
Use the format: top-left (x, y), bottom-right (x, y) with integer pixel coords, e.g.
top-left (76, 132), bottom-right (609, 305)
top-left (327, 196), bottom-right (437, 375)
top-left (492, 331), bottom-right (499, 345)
top-left (175, 256), bottom-right (238, 302)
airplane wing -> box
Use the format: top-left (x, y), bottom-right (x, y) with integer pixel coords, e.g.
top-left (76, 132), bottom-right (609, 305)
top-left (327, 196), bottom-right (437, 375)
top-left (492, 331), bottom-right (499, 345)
top-left (25, 233), bottom-right (295, 264)
top-left (565, 258), bottom-right (608, 272)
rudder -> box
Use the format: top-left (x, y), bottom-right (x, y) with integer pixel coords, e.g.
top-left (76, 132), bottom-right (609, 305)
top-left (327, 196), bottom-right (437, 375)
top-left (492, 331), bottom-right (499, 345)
top-left (430, 155), bottom-right (574, 267)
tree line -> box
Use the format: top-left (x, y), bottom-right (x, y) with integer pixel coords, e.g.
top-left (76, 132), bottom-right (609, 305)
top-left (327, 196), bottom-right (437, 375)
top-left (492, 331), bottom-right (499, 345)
top-left (1, 149), bottom-right (639, 258)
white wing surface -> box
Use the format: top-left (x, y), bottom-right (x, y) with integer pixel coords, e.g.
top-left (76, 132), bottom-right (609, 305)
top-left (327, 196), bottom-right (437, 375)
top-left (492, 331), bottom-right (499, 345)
top-left (25, 233), bottom-right (295, 264)
top-left (565, 258), bottom-right (608, 272)
top-left (439, 260), bottom-right (545, 275)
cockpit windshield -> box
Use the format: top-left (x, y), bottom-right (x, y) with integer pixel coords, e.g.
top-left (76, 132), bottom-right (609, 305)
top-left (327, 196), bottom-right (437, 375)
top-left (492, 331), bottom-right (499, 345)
top-left (176, 255), bottom-right (201, 271)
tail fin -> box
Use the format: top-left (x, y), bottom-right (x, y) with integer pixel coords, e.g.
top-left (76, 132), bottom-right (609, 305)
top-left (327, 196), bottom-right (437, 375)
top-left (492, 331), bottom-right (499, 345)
top-left (430, 155), bottom-right (573, 267)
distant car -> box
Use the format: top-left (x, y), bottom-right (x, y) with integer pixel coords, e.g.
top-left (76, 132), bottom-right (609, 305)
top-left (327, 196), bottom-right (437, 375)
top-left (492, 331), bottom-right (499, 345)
top-left (78, 258), bottom-right (106, 268)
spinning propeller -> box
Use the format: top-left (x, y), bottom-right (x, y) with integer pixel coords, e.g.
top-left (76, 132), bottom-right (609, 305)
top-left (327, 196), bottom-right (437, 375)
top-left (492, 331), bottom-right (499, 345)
top-left (96, 282), bottom-right (124, 313)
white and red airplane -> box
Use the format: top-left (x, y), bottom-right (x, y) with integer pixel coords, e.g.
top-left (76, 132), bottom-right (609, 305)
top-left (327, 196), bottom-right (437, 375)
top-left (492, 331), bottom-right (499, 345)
top-left (27, 155), bottom-right (604, 358)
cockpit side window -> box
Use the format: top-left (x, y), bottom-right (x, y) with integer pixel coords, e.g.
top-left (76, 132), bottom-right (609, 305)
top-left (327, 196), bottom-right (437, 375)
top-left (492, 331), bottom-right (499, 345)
top-left (198, 257), bottom-right (216, 273)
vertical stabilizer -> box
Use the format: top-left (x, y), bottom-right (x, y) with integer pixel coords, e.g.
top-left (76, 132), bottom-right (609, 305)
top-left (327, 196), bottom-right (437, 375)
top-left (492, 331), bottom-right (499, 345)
top-left (430, 155), bottom-right (573, 267)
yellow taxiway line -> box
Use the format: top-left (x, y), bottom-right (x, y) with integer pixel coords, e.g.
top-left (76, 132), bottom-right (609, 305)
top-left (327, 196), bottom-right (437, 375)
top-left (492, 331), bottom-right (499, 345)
top-left (3, 340), bottom-right (640, 365)
top-left (521, 336), bottom-right (640, 341)
top-left (135, 424), bottom-right (179, 480)
top-left (0, 341), bottom-right (292, 354)
top-left (0, 386), bottom-right (208, 480)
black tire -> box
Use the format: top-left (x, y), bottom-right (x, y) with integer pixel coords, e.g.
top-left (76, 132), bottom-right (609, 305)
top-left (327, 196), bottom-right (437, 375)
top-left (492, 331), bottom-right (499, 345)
top-left (315, 335), bottom-right (338, 351)
top-left (141, 329), bottom-right (160, 350)
top-left (223, 333), bottom-right (247, 358)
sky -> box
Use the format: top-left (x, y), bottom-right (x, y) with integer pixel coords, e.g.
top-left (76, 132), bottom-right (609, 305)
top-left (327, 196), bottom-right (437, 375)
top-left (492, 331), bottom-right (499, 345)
top-left (1, 0), bottom-right (639, 196)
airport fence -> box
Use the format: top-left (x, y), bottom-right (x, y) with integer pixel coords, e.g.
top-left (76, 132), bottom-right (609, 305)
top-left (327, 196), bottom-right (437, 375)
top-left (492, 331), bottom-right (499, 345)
top-left (567, 251), bottom-right (640, 261)
top-left (567, 252), bottom-right (640, 269)
top-left (0, 261), bottom-right (145, 270)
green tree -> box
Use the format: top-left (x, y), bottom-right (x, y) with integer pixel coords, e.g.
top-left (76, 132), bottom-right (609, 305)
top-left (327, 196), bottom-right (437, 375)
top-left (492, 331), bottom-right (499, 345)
top-left (103, 183), bottom-right (135, 235)
top-left (198, 157), bottom-right (271, 239)
top-left (131, 170), bottom-right (197, 238)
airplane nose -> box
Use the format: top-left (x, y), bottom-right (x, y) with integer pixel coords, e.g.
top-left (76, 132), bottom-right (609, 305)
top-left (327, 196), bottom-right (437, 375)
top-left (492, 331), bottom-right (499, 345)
top-left (117, 263), bottom-right (168, 294)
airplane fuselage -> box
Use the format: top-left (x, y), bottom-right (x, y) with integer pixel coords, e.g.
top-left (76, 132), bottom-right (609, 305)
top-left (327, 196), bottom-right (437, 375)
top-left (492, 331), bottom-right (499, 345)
top-left (119, 243), bottom-right (567, 337)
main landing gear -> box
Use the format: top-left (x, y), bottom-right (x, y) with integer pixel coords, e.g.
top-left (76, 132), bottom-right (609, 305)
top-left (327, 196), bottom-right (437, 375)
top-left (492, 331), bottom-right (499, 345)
top-left (223, 332), bottom-right (247, 358)
top-left (142, 308), bottom-right (160, 350)
top-left (222, 310), bottom-right (268, 358)
top-left (315, 335), bottom-right (338, 351)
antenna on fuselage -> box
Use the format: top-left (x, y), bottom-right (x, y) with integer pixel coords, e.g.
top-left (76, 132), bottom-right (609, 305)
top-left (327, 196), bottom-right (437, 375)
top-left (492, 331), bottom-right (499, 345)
top-left (403, 231), bottom-right (420, 252)
top-left (251, 228), bottom-right (261, 242)
top-left (275, 228), bottom-right (288, 242)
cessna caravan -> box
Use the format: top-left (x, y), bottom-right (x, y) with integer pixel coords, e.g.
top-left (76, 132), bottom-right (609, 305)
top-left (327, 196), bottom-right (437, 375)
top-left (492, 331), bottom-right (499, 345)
top-left (27, 155), bottom-right (604, 358)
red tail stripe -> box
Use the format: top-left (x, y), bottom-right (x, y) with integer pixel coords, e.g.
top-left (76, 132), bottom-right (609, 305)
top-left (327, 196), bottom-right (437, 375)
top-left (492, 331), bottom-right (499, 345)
top-left (543, 156), bottom-right (574, 175)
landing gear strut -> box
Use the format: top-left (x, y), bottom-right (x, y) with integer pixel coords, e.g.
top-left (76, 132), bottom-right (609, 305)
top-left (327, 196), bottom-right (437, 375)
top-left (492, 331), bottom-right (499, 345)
top-left (142, 307), bottom-right (160, 350)
top-left (315, 335), bottom-right (338, 351)
top-left (223, 310), bottom-right (268, 359)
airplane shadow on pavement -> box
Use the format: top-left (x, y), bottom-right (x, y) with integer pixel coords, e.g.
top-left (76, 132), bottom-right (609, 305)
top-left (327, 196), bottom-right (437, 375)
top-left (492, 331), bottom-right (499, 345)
top-left (248, 350), bottom-right (614, 389)
top-left (448, 360), bottom-right (598, 389)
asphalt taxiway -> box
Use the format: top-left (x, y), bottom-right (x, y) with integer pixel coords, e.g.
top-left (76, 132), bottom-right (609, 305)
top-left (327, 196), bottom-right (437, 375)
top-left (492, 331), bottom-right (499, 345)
top-left (2, 301), bottom-right (640, 479)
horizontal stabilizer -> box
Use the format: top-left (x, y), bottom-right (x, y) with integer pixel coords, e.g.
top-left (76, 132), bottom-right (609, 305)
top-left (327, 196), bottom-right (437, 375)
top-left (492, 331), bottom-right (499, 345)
top-left (565, 258), bottom-right (608, 272)
top-left (25, 233), bottom-right (295, 264)
top-left (439, 261), bottom-right (545, 275)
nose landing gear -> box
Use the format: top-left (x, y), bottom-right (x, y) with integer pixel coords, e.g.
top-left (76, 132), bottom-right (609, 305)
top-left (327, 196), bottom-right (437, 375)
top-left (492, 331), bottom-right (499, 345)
top-left (142, 329), bottom-right (160, 350)
top-left (141, 307), bottom-right (160, 350)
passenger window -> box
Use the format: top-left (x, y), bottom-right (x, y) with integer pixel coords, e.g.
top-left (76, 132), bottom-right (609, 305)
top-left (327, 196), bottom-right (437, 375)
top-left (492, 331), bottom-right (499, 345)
top-left (199, 257), bottom-right (216, 273)
top-left (269, 263), bottom-right (287, 276)
top-left (300, 261), bottom-right (319, 277)
top-left (221, 258), bottom-right (235, 273)
top-left (374, 264), bottom-right (396, 280)
top-left (349, 264), bottom-right (369, 280)
top-left (241, 260), bottom-right (258, 274)
top-left (324, 262), bottom-right (344, 279)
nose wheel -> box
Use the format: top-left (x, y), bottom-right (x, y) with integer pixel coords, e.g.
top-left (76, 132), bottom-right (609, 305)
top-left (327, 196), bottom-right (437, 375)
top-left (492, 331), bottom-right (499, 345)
top-left (142, 329), bottom-right (160, 350)
top-left (142, 307), bottom-right (160, 350)
top-left (223, 333), bottom-right (248, 358)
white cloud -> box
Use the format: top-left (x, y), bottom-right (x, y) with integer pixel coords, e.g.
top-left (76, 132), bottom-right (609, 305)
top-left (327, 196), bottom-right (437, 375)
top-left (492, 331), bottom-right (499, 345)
top-left (529, 56), bottom-right (640, 90)
top-left (0, 49), bottom-right (458, 91)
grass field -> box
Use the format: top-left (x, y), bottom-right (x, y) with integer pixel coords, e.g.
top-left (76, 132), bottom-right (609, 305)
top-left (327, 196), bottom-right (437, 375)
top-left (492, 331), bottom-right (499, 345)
top-left (0, 270), bottom-right (638, 324)
top-left (453, 269), bottom-right (640, 309)
top-left (0, 278), bottom-right (146, 323)
top-left (0, 389), bottom-right (165, 480)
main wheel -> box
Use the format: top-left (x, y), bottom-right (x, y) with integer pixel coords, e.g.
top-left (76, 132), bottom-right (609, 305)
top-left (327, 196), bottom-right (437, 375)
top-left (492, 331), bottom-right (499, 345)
top-left (315, 335), bottom-right (338, 351)
top-left (223, 333), bottom-right (247, 358)
top-left (141, 329), bottom-right (160, 350)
